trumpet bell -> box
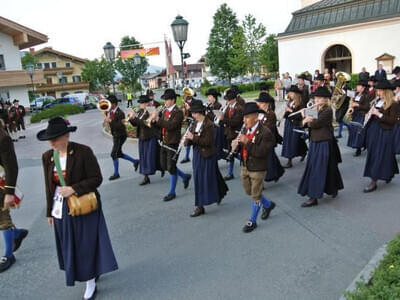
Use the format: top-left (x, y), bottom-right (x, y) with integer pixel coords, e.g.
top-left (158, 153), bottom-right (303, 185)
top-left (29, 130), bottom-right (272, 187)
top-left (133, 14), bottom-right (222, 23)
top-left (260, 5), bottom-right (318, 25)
top-left (183, 87), bottom-right (194, 97)
top-left (97, 99), bottom-right (111, 112)
top-left (335, 71), bottom-right (351, 82)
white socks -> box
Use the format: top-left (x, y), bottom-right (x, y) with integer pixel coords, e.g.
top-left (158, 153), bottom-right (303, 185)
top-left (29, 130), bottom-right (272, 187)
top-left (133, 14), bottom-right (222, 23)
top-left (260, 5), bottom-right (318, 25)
top-left (84, 278), bottom-right (96, 299)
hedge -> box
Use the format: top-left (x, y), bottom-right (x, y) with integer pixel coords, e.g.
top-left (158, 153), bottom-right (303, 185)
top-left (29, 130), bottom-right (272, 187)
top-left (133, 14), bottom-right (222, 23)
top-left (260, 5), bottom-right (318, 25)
top-left (31, 104), bottom-right (85, 123)
top-left (345, 234), bottom-right (400, 299)
top-left (200, 81), bottom-right (275, 97)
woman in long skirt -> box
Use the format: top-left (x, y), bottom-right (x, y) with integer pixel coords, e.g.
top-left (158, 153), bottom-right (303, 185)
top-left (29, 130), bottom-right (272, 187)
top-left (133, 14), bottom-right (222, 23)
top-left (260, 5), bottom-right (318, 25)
top-left (346, 80), bottom-right (370, 156)
top-left (298, 86), bottom-right (344, 207)
top-left (281, 85), bottom-right (308, 168)
top-left (392, 80), bottom-right (400, 155)
top-left (185, 102), bottom-right (228, 217)
top-left (363, 80), bottom-right (399, 192)
top-left (38, 117), bottom-right (118, 300)
top-left (205, 88), bottom-right (226, 160)
top-left (128, 95), bottom-right (160, 185)
top-left (255, 92), bottom-right (285, 182)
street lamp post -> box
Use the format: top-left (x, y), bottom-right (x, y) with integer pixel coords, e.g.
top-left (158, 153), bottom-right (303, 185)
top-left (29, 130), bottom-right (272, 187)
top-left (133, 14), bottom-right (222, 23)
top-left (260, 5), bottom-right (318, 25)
top-left (103, 42), bottom-right (116, 95)
top-left (57, 71), bottom-right (63, 98)
top-left (25, 63), bottom-right (35, 103)
top-left (133, 53), bottom-right (142, 94)
top-left (171, 15), bottom-right (189, 89)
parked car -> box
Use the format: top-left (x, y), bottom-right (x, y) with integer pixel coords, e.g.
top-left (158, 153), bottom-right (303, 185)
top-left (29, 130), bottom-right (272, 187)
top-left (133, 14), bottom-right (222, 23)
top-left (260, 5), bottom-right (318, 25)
top-left (30, 96), bottom-right (55, 111)
top-left (43, 97), bottom-right (80, 109)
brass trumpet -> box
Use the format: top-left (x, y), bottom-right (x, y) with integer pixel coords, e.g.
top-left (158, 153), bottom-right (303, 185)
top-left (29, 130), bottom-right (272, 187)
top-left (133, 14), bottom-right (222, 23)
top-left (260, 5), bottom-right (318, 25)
top-left (97, 99), bottom-right (111, 116)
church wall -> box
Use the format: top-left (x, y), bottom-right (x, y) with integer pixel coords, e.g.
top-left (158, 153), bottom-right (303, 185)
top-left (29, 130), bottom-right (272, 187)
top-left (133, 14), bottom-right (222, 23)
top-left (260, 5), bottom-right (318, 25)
top-left (278, 20), bottom-right (400, 77)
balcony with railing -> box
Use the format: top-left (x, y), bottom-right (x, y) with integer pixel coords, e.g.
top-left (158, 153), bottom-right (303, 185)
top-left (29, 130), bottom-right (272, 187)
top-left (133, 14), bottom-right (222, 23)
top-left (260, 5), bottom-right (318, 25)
top-left (35, 81), bottom-right (89, 92)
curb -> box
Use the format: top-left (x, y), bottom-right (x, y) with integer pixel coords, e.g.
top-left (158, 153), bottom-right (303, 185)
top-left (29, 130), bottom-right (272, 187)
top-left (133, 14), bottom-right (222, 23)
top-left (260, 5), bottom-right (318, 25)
top-left (101, 127), bottom-right (138, 144)
top-left (339, 244), bottom-right (387, 299)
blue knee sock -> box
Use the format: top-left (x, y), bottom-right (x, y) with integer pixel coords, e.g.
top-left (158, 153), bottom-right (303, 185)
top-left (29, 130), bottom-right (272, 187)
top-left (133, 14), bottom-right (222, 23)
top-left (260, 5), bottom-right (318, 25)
top-left (338, 122), bottom-right (344, 135)
top-left (121, 154), bottom-right (137, 163)
top-left (169, 174), bottom-right (178, 195)
top-left (13, 228), bottom-right (21, 239)
top-left (176, 168), bottom-right (187, 181)
top-left (184, 146), bottom-right (190, 160)
top-left (228, 160), bottom-right (234, 177)
top-left (3, 229), bottom-right (14, 258)
top-left (249, 201), bottom-right (261, 223)
top-left (343, 121), bottom-right (350, 129)
top-left (113, 159), bottom-right (119, 175)
top-left (261, 195), bottom-right (272, 208)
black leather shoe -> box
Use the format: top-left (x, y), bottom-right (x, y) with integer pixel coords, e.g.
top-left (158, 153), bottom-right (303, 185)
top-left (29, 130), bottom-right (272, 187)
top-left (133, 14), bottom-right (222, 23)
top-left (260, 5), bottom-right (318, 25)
top-left (335, 134), bottom-right (343, 139)
top-left (163, 194), bottom-right (176, 202)
top-left (0, 255), bottom-right (16, 273)
top-left (180, 158), bottom-right (190, 164)
top-left (283, 162), bottom-right (293, 168)
top-left (354, 149), bottom-right (361, 157)
top-left (160, 170), bottom-right (165, 178)
top-left (332, 191), bottom-right (338, 199)
top-left (363, 184), bottom-right (377, 193)
top-left (13, 229), bottom-right (28, 252)
top-left (139, 177), bottom-right (150, 186)
top-left (300, 155), bottom-right (306, 162)
top-left (190, 207), bottom-right (205, 217)
top-left (19, 136), bottom-right (26, 139)
top-left (83, 287), bottom-right (97, 300)
top-left (242, 221), bottom-right (257, 233)
top-left (261, 202), bottom-right (276, 220)
top-left (386, 178), bottom-right (392, 184)
top-left (301, 198), bottom-right (318, 207)
top-left (183, 174), bottom-right (191, 189)
top-left (134, 160), bottom-right (139, 172)
top-left (224, 174), bottom-right (234, 181)
top-left (108, 174), bottom-right (120, 181)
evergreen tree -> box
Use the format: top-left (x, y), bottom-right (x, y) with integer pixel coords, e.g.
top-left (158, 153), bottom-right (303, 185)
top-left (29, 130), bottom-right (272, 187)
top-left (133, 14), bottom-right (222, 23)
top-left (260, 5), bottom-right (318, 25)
top-left (260, 34), bottom-right (279, 74)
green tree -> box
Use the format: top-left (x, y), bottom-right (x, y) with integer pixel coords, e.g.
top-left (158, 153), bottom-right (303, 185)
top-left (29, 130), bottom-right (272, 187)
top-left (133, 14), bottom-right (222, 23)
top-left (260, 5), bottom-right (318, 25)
top-left (228, 26), bottom-right (249, 78)
top-left (81, 58), bottom-right (114, 92)
top-left (115, 35), bottom-right (148, 93)
top-left (242, 14), bottom-right (267, 77)
top-left (259, 34), bottom-right (279, 74)
top-left (206, 3), bottom-right (241, 82)
top-left (21, 52), bottom-right (39, 69)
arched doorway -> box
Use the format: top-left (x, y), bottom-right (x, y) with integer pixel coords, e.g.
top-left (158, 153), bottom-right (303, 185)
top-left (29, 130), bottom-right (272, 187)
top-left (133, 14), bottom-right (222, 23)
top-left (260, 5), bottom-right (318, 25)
top-left (324, 44), bottom-right (352, 74)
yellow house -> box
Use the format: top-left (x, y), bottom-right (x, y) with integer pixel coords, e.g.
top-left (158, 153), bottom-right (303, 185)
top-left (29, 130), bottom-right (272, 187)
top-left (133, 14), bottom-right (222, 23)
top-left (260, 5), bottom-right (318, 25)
top-left (31, 47), bottom-right (89, 98)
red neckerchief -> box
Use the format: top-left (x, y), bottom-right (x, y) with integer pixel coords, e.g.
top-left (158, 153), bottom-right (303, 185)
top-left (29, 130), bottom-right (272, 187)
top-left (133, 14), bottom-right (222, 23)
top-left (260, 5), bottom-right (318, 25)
top-left (162, 110), bottom-right (172, 137)
top-left (15, 106), bottom-right (20, 116)
top-left (109, 110), bottom-right (115, 120)
top-left (241, 126), bottom-right (257, 162)
top-left (228, 106), bottom-right (234, 117)
top-left (368, 88), bottom-right (375, 95)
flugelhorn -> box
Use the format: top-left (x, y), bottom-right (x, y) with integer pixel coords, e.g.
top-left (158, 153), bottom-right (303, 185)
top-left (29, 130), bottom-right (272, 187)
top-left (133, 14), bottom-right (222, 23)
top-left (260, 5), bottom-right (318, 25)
top-left (97, 99), bottom-right (111, 116)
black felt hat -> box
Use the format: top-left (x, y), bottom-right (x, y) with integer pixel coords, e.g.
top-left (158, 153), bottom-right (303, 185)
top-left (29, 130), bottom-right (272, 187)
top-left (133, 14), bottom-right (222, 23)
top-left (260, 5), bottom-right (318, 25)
top-left (312, 86), bottom-right (332, 98)
top-left (243, 102), bottom-right (264, 116)
top-left (189, 100), bottom-right (206, 113)
top-left (368, 76), bottom-right (377, 82)
top-left (298, 74), bottom-right (307, 80)
top-left (205, 88), bottom-right (221, 98)
top-left (375, 80), bottom-right (395, 90)
top-left (107, 94), bottom-right (118, 104)
top-left (392, 66), bottom-right (400, 75)
top-left (37, 117), bottom-right (77, 141)
top-left (356, 80), bottom-right (369, 87)
top-left (288, 85), bottom-right (302, 94)
top-left (137, 95), bottom-right (150, 103)
top-left (12, 99), bottom-right (19, 104)
top-left (146, 89), bottom-right (154, 96)
top-left (224, 89), bottom-right (237, 100)
top-left (259, 83), bottom-right (269, 91)
top-left (316, 74), bottom-right (325, 81)
top-left (230, 85), bottom-right (240, 94)
top-left (256, 92), bottom-right (274, 103)
top-left (161, 88), bottom-right (180, 100)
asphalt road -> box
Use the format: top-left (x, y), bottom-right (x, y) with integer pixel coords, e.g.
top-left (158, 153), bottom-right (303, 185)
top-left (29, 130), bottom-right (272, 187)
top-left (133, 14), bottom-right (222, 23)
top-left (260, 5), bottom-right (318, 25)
top-left (1, 101), bottom-right (399, 300)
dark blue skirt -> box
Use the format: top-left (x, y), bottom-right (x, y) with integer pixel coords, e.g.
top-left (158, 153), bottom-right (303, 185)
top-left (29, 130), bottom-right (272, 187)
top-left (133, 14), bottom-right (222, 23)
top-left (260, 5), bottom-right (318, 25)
top-left (139, 137), bottom-right (157, 175)
top-left (393, 124), bottom-right (400, 155)
top-left (298, 140), bottom-right (343, 199)
top-left (214, 125), bottom-right (227, 160)
top-left (347, 110), bottom-right (365, 149)
top-left (265, 147), bottom-right (285, 182)
top-left (54, 198), bottom-right (118, 286)
top-left (281, 120), bottom-right (308, 159)
top-left (364, 119), bottom-right (399, 181)
top-left (192, 147), bottom-right (227, 206)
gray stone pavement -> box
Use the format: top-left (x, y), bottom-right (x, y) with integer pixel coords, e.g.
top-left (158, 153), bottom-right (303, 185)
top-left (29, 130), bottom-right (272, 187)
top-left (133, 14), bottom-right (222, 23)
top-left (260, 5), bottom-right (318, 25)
top-left (0, 101), bottom-right (399, 300)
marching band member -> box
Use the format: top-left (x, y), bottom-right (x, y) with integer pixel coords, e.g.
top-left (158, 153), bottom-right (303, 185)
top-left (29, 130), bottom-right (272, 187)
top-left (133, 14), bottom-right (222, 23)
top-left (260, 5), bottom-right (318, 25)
top-left (104, 95), bottom-right (139, 181)
top-left (393, 80), bottom-right (400, 155)
top-left (281, 85), bottom-right (308, 168)
top-left (297, 74), bottom-right (310, 107)
top-left (256, 92), bottom-right (285, 182)
top-left (127, 95), bottom-right (159, 186)
top-left (298, 86), bottom-right (344, 207)
top-left (367, 76), bottom-right (377, 103)
top-left (146, 89), bottom-right (161, 107)
top-left (235, 102), bottom-right (276, 233)
top-left (259, 83), bottom-right (275, 111)
top-left (312, 74), bottom-right (325, 93)
top-left (180, 88), bottom-right (195, 164)
top-left (150, 89), bottom-right (191, 202)
top-left (10, 99), bottom-right (26, 139)
top-left (0, 123), bottom-right (28, 273)
top-left (205, 88), bottom-right (226, 160)
top-left (346, 81), bottom-right (370, 156)
top-left (217, 89), bottom-right (244, 180)
top-left (230, 85), bottom-right (246, 107)
top-left (363, 80), bottom-right (399, 192)
top-left (7, 101), bottom-right (18, 142)
top-left (185, 101), bottom-right (228, 217)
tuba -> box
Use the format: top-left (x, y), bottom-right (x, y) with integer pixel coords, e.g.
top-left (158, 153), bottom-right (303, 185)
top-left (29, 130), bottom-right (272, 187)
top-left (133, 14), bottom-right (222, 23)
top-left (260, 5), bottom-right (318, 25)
top-left (331, 72), bottom-right (351, 110)
top-left (182, 87), bottom-right (194, 98)
top-left (97, 99), bottom-right (111, 116)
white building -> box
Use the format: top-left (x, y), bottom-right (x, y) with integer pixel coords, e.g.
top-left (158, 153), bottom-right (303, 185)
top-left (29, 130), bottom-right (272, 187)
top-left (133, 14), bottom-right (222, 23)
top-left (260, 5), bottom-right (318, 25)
top-left (0, 16), bottom-right (48, 107)
top-left (277, 0), bottom-right (400, 77)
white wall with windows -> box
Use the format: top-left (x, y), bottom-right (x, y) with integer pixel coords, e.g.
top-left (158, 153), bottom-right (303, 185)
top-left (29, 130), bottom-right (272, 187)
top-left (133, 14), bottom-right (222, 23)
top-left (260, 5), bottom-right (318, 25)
top-left (0, 32), bottom-right (23, 70)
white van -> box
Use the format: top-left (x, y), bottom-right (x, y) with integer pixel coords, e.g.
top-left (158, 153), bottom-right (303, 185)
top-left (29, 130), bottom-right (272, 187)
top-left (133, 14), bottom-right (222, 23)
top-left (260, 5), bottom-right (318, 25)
top-left (62, 93), bottom-right (96, 109)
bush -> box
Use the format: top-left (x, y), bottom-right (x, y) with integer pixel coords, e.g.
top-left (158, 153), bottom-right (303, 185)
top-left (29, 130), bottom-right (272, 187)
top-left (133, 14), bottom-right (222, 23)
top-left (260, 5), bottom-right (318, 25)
top-left (200, 80), bottom-right (275, 96)
top-left (31, 104), bottom-right (85, 123)
top-left (345, 234), bottom-right (400, 299)
top-left (347, 73), bottom-right (359, 90)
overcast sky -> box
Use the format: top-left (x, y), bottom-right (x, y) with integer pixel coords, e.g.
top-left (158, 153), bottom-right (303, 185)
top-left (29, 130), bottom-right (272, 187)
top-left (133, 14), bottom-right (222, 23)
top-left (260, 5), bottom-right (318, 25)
top-left (2, 0), bottom-right (300, 68)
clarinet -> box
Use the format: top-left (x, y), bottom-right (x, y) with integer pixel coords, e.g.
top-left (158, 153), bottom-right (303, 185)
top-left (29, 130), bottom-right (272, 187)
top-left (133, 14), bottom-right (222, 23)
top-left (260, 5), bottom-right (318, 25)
top-left (226, 123), bottom-right (246, 161)
top-left (172, 117), bottom-right (194, 161)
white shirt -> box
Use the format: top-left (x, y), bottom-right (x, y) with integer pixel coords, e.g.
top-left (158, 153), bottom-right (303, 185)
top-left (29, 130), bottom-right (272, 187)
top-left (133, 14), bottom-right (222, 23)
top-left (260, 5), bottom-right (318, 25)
top-left (247, 122), bottom-right (259, 135)
top-left (167, 104), bottom-right (176, 112)
top-left (375, 99), bottom-right (384, 108)
top-left (54, 155), bottom-right (67, 171)
top-left (195, 121), bottom-right (203, 133)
